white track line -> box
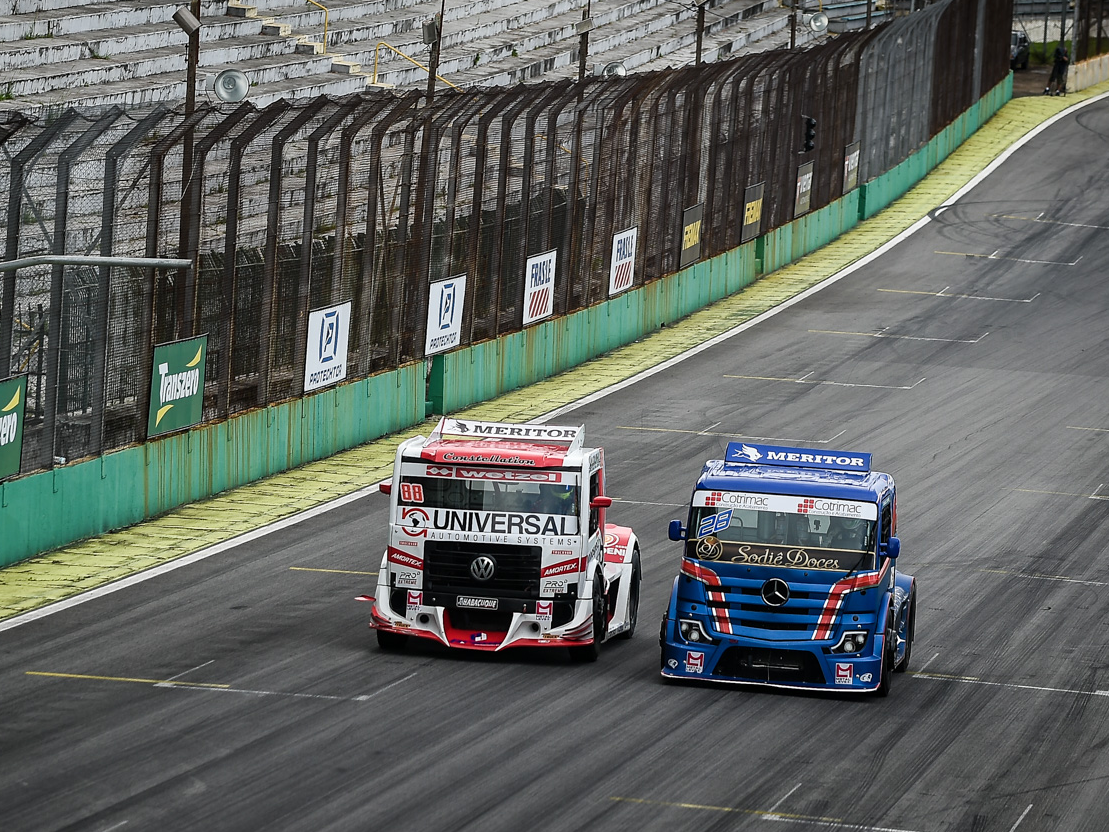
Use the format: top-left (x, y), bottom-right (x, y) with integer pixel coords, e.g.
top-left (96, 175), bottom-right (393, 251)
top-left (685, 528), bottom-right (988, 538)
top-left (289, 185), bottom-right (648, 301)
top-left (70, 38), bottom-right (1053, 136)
top-left (1008, 805), bottom-right (1034, 832)
top-left (0, 482), bottom-right (382, 633)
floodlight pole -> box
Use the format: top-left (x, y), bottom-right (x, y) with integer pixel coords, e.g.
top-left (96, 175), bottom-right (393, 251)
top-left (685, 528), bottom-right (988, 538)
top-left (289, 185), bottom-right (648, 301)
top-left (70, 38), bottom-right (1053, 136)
top-left (427, 0), bottom-right (447, 104)
top-left (578, 0), bottom-right (592, 81)
top-left (181, 0), bottom-right (201, 339)
top-left (790, 0), bottom-right (796, 48)
top-left (695, 0), bottom-right (706, 64)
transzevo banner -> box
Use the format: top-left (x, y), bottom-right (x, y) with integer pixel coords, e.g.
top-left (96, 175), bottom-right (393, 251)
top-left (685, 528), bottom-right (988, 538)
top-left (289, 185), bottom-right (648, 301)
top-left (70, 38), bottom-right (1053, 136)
top-left (147, 335), bottom-right (207, 437)
top-left (0, 374), bottom-right (27, 479)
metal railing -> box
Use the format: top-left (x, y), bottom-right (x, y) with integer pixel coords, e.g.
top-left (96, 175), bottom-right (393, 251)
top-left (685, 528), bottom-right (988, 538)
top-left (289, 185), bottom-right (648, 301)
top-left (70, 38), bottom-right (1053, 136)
top-left (370, 40), bottom-right (462, 89)
top-left (306, 0), bottom-right (330, 48)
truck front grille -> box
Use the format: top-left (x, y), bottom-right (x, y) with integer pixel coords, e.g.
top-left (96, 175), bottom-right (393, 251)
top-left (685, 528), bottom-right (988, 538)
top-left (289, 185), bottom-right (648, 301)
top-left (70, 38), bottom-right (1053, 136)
top-left (712, 646), bottom-right (826, 684)
top-left (714, 585), bottom-right (824, 635)
top-left (424, 541), bottom-right (542, 599)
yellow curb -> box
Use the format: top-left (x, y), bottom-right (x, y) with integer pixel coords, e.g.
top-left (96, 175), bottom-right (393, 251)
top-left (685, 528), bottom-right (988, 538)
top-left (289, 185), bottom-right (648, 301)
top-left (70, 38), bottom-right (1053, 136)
top-left (1, 82), bottom-right (1104, 620)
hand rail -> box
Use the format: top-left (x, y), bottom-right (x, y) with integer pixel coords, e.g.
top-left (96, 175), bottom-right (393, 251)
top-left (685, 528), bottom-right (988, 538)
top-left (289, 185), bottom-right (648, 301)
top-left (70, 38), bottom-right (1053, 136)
top-left (0, 254), bottom-right (192, 274)
top-left (306, 0), bottom-right (329, 49)
top-left (371, 40), bottom-right (461, 89)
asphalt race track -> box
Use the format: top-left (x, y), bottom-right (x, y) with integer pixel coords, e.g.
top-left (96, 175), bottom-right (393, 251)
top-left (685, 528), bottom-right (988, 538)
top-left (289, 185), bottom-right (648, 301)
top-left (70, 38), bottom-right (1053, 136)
top-left (2, 100), bottom-right (1108, 832)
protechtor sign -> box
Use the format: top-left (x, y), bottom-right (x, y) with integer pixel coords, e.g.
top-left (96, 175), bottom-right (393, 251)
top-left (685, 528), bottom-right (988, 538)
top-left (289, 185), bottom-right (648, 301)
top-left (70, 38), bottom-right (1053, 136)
top-left (147, 335), bottom-right (207, 437)
top-left (0, 374), bottom-right (27, 479)
top-left (304, 300), bottom-right (351, 393)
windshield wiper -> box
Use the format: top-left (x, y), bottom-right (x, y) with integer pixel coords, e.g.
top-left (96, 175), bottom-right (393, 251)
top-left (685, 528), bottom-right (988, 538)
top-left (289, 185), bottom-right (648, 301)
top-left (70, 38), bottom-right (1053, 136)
top-left (840, 550), bottom-right (874, 580)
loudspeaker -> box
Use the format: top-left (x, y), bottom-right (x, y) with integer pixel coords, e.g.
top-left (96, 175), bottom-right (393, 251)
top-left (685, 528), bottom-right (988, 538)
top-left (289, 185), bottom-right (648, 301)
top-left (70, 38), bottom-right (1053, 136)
top-left (599, 61), bottom-right (627, 78)
top-left (422, 17), bottom-right (439, 45)
top-left (172, 6), bottom-right (201, 36)
top-left (803, 11), bottom-right (829, 33)
top-left (212, 69), bottom-right (250, 102)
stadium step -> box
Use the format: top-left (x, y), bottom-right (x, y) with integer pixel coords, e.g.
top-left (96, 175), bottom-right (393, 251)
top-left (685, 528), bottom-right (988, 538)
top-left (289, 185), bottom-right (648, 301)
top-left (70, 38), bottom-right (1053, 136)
top-left (0, 0), bottom-right (824, 112)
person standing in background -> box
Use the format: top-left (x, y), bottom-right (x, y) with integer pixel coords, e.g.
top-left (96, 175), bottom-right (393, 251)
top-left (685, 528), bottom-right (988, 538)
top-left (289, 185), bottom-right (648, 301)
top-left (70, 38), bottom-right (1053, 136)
top-left (1046, 41), bottom-right (1070, 95)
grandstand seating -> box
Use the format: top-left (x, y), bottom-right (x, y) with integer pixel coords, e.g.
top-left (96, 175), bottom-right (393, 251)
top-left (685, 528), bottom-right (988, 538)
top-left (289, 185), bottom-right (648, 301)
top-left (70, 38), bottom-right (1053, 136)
top-left (0, 0), bottom-right (838, 112)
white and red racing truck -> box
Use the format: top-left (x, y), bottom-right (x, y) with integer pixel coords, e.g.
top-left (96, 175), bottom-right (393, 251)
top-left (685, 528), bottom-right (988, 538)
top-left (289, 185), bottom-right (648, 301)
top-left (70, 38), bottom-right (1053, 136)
top-left (362, 417), bottom-right (642, 661)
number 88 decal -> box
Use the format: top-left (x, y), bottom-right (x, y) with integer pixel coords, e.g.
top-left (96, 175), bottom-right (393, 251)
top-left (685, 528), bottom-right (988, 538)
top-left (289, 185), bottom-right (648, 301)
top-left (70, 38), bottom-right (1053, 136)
top-left (399, 483), bottom-right (425, 503)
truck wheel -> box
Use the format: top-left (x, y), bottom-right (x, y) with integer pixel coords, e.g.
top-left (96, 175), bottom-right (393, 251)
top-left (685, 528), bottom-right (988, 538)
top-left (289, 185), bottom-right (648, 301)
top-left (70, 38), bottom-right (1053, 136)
top-left (875, 619), bottom-right (894, 697)
top-left (894, 587), bottom-right (916, 673)
top-left (569, 575), bottom-right (606, 663)
top-left (376, 629), bottom-right (408, 652)
top-left (618, 549), bottom-right (642, 640)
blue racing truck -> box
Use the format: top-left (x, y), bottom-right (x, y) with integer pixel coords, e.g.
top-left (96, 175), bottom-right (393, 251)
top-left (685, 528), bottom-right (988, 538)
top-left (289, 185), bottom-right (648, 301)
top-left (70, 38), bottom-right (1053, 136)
top-left (660, 442), bottom-right (915, 695)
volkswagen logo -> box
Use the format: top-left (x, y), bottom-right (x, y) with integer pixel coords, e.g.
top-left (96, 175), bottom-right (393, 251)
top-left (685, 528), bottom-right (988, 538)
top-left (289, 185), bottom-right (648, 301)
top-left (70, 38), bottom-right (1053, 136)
top-left (470, 555), bottom-right (496, 582)
top-left (761, 578), bottom-right (790, 607)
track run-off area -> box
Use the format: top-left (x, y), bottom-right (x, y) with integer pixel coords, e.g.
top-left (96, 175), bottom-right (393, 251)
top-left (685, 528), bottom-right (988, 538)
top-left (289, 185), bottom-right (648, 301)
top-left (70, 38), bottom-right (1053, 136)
top-left (1, 87), bottom-right (1108, 831)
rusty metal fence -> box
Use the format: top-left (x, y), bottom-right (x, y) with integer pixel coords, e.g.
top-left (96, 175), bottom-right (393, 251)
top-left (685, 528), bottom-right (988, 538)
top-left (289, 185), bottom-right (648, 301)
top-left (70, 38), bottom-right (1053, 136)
top-left (0, 0), bottom-right (1011, 476)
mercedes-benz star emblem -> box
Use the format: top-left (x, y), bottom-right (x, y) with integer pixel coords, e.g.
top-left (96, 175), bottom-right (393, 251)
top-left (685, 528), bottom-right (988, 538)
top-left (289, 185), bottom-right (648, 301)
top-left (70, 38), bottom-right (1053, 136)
top-left (470, 555), bottom-right (496, 582)
top-left (761, 578), bottom-right (790, 607)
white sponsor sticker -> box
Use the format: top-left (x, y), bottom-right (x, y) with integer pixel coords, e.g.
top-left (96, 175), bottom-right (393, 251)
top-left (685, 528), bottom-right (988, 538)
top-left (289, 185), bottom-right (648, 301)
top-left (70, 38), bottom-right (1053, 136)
top-left (541, 579), bottom-right (568, 595)
top-left (609, 227), bottom-right (637, 297)
top-left (522, 250), bottom-right (557, 326)
top-left (694, 490), bottom-right (877, 521)
top-left (303, 301), bottom-right (351, 392)
top-left (457, 596), bottom-right (498, 610)
top-left (425, 275), bottom-right (467, 356)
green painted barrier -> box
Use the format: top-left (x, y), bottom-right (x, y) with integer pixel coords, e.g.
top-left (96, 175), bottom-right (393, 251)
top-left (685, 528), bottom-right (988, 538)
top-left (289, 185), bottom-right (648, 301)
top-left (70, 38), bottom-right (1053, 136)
top-left (861, 75), bottom-right (1011, 221)
top-left (0, 363), bottom-right (425, 567)
top-left (429, 243), bottom-right (759, 414)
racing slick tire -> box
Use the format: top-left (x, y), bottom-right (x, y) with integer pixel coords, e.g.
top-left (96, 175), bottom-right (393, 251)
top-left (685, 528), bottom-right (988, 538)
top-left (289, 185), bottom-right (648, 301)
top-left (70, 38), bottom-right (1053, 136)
top-left (376, 629), bottom-right (408, 652)
top-left (894, 586), bottom-right (916, 673)
top-left (618, 548), bottom-right (642, 640)
top-left (569, 574), bottom-right (607, 663)
top-left (875, 616), bottom-right (895, 697)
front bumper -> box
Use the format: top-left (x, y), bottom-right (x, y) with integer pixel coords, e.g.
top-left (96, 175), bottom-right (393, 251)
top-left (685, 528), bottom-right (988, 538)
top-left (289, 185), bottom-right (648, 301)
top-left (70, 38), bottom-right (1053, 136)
top-left (660, 616), bottom-right (884, 692)
top-left (371, 588), bottom-right (595, 652)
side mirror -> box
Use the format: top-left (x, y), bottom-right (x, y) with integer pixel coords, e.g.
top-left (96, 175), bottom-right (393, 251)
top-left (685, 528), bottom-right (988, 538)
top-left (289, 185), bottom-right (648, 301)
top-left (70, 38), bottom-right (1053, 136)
top-left (668, 520), bottom-right (686, 542)
top-left (590, 496), bottom-right (613, 509)
top-left (379, 481), bottom-right (392, 496)
top-left (882, 536), bottom-right (901, 559)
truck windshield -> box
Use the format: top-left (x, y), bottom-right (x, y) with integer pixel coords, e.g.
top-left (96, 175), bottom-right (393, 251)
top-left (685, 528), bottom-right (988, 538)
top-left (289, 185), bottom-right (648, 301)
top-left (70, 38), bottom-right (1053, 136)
top-left (399, 473), bottom-right (579, 516)
top-left (688, 501), bottom-right (877, 572)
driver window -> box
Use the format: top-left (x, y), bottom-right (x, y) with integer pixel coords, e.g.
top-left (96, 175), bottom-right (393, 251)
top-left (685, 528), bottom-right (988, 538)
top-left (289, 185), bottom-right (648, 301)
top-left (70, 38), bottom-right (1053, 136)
top-left (589, 471), bottom-right (601, 536)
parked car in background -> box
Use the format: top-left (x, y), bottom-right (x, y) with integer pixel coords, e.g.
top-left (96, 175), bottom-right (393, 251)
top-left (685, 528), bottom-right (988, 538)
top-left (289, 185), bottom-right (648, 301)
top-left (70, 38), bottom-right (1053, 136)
top-left (1012, 31), bottom-right (1031, 69)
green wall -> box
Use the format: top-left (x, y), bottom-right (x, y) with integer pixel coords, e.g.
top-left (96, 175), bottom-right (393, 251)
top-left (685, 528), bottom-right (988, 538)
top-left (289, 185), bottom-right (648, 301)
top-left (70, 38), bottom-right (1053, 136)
top-left (0, 77), bottom-right (1011, 567)
top-left (0, 363), bottom-right (425, 567)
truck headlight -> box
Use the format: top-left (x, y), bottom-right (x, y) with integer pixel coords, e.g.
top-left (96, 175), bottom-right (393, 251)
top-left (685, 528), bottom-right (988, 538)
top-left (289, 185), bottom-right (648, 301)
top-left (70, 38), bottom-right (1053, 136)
top-left (679, 619), bottom-right (718, 645)
top-left (831, 630), bottom-right (868, 654)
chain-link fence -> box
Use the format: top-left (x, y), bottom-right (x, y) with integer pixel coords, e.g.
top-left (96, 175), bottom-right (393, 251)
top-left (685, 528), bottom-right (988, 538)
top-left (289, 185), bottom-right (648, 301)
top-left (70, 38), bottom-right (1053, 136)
top-left (0, 0), bottom-right (1011, 477)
